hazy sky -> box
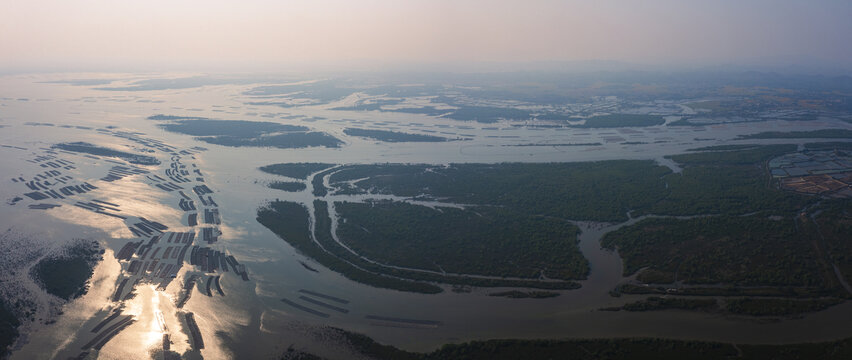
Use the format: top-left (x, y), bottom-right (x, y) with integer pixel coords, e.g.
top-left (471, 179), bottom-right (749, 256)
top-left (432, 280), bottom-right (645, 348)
top-left (2, 0), bottom-right (851, 72)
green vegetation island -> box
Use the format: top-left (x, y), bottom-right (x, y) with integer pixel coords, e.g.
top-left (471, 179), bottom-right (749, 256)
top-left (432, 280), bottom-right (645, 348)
top-left (258, 200), bottom-right (582, 293)
top-left (599, 145), bottom-right (850, 313)
top-left (1, 240), bottom-right (102, 356)
top-left (284, 327), bottom-right (852, 360)
top-left (602, 215), bottom-right (825, 287)
top-left (157, 118), bottom-right (309, 136)
top-left (268, 181), bottom-right (307, 192)
top-left (343, 128), bottom-right (450, 142)
top-left (0, 301), bottom-right (19, 359)
top-left (31, 240), bottom-right (102, 300)
top-left (738, 129), bottom-right (852, 139)
top-left (332, 99), bottom-right (577, 123)
top-left (256, 144), bottom-right (852, 326)
top-left (600, 296), bottom-right (843, 317)
top-left (505, 142), bottom-right (602, 147)
top-left (323, 144), bottom-right (805, 222)
top-left (335, 201), bottom-right (587, 279)
top-left (257, 200), bottom-right (443, 293)
top-left (149, 115), bottom-right (343, 149)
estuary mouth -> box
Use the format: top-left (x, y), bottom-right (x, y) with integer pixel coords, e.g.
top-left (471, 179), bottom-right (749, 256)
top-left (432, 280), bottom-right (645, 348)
top-left (2, 3), bottom-right (852, 357)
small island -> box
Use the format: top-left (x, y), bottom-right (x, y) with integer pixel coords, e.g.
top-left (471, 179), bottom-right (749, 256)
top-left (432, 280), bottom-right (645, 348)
top-left (53, 142), bottom-right (160, 165)
top-left (343, 128), bottom-right (450, 142)
top-left (150, 115), bottom-right (343, 149)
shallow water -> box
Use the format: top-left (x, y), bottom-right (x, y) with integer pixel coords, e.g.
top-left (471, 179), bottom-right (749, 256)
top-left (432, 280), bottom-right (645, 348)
top-left (2, 74), bottom-right (852, 359)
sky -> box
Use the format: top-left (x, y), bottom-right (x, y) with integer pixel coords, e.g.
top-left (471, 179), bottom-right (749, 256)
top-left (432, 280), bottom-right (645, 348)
top-left (1, 0), bottom-right (851, 73)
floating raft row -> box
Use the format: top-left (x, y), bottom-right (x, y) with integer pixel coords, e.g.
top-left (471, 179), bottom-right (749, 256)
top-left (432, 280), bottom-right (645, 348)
top-left (90, 310), bottom-right (122, 333)
top-left (145, 218), bottom-right (169, 230)
top-left (40, 161), bottom-right (64, 168)
top-left (365, 315), bottom-right (442, 329)
top-left (81, 315), bottom-right (135, 350)
top-left (192, 185), bottom-right (213, 196)
top-left (227, 256), bottom-right (249, 281)
top-left (205, 277), bottom-right (214, 296)
top-left (129, 233), bottom-right (194, 269)
top-left (214, 275), bottom-right (224, 296)
top-left (155, 182), bottom-right (183, 192)
top-left (23, 191), bottom-right (50, 200)
top-left (298, 295), bottom-right (348, 314)
top-left (161, 231), bottom-right (197, 244)
top-left (179, 198), bottom-right (196, 211)
top-left (203, 208), bottom-right (220, 225)
top-left (165, 167), bottom-right (192, 184)
top-left (25, 180), bottom-right (50, 191)
top-left (14, 171), bottom-right (90, 200)
top-left (280, 298), bottom-right (330, 318)
top-left (19, 169), bottom-right (64, 182)
top-left (203, 275), bottom-right (226, 297)
top-left (101, 165), bottom-right (148, 182)
top-left (91, 199), bottom-right (118, 207)
top-left (201, 227), bottom-right (219, 244)
top-left (29, 154), bottom-right (55, 163)
top-left (177, 244), bottom-right (191, 263)
top-left (0, 144), bottom-right (28, 151)
top-left (111, 278), bottom-right (129, 302)
top-left (188, 247), bottom-right (249, 281)
top-left (57, 183), bottom-right (96, 196)
top-left (176, 275), bottom-right (197, 309)
top-left (127, 260), bottom-right (143, 275)
top-left (74, 201), bottom-right (126, 219)
top-left (136, 235), bottom-right (161, 258)
top-left (198, 195), bottom-right (218, 207)
top-left (219, 253), bottom-right (229, 272)
top-left (28, 203), bottom-right (61, 210)
top-left (146, 259), bottom-right (159, 273)
top-left (132, 222), bottom-right (156, 236)
top-left (191, 247), bottom-right (221, 273)
top-left (299, 261), bottom-right (318, 273)
top-left (298, 290), bottom-right (350, 304)
top-left (184, 313), bottom-right (204, 350)
top-left (123, 279), bottom-right (141, 301)
top-left (162, 246), bottom-right (173, 259)
top-left (116, 241), bottom-right (142, 261)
